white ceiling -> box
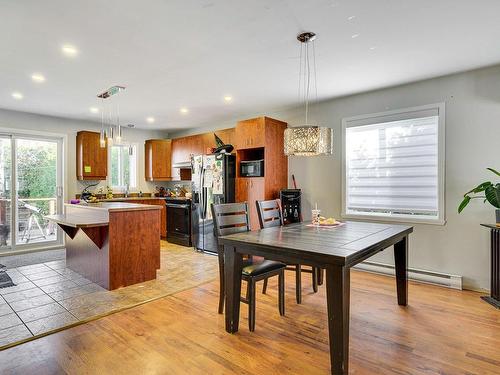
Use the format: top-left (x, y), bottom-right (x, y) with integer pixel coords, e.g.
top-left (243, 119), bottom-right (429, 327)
top-left (2, 0), bottom-right (500, 131)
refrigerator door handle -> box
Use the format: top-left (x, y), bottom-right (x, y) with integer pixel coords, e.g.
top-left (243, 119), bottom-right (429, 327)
top-left (200, 167), bottom-right (206, 219)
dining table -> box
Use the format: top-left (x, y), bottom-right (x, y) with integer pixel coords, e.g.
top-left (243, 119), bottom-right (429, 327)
top-left (219, 220), bottom-right (413, 375)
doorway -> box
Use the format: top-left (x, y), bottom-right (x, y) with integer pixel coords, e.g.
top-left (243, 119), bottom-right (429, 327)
top-left (0, 133), bottom-right (64, 253)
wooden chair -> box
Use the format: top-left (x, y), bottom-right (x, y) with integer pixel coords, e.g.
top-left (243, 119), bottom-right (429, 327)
top-left (256, 199), bottom-right (319, 304)
top-left (211, 202), bottom-right (286, 332)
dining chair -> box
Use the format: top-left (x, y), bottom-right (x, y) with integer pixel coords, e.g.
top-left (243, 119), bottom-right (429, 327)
top-left (211, 202), bottom-right (286, 332)
top-left (256, 199), bottom-right (319, 304)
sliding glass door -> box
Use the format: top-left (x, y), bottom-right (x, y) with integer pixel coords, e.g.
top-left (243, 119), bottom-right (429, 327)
top-left (0, 137), bottom-right (12, 249)
top-left (0, 133), bottom-right (63, 253)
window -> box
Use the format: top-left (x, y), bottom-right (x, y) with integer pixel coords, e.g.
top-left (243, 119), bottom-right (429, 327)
top-left (342, 103), bottom-right (445, 224)
top-left (110, 144), bottom-right (137, 190)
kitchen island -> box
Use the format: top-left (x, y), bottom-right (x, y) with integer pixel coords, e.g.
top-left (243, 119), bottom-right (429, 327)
top-left (46, 202), bottom-right (161, 290)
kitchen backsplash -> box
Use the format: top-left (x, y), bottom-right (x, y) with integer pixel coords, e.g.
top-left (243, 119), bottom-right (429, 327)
top-left (75, 180), bottom-right (191, 198)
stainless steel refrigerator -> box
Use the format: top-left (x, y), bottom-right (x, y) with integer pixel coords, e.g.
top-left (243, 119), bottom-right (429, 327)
top-left (191, 153), bottom-right (235, 254)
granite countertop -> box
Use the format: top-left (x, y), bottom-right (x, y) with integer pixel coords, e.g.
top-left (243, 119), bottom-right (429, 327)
top-left (44, 214), bottom-right (109, 228)
top-left (66, 202), bottom-right (162, 212)
top-left (96, 197), bottom-right (166, 202)
top-left (81, 196), bottom-right (191, 202)
top-left (46, 202), bottom-right (161, 228)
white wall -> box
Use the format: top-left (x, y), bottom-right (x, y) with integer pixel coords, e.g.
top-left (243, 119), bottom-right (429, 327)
top-left (172, 64), bottom-right (500, 291)
top-left (0, 108), bottom-right (169, 200)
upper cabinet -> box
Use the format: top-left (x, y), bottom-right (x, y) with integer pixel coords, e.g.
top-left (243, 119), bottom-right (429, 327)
top-left (76, 131), bottom-right (107, 180)
top-left (214, 128), bottom-right (236, 149)
top-left (235, 118), bottom-right (266, 149)
top-left (234, 117), bottom-right (288, 229)
top-left (171, 128), bottom-right (235, 180)
top-left (145, 139), bottom-right (172, 181)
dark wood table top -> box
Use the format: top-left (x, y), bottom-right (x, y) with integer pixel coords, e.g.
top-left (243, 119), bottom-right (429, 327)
top-left (481, 224), bottom-right (500, 230)
top-left (219, 221), bottom-right (413, 267)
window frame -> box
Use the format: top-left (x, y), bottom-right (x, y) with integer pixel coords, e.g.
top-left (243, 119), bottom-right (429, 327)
top-left (108, 143), bottom-right (138, 192)
top-left (341, 103), bottom-right (446, 225)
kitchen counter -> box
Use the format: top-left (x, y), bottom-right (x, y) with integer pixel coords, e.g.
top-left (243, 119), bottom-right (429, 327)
top-left (94, 197), bottom-right (167, 202)
top-left (45, 202), bottom-right (161, 290)
top-left (69, 201), bottom-right (162, 211)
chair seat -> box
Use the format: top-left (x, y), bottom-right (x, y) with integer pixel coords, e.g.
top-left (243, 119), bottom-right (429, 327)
top-left (242, 260), bottom-right (286, 276)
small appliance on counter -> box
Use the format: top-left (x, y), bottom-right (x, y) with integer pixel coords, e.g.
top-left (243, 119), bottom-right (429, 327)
top-left (280, 189), bottom-right (301, 225)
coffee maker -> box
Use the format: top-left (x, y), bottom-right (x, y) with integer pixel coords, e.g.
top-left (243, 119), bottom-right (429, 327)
top-left (280, 189), bottom-right (301, 225)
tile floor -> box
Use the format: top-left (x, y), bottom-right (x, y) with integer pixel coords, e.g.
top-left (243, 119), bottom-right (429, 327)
top-left (0, 259), bottom-right (105, 344)
top-left (0, 242), bottom-right (218, 349)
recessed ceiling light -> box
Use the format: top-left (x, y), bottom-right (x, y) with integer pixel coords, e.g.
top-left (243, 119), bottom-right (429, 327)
top-left (351, 34), bottom-right (360, 39)
top-left (180, 107), bottom-right (189, 114)
top-left (369, 46), bottom-right (377, 50)
top-left (89, 107), bottom-right (99, 114)
top-left (146, 117), bottom-right (155, 124)
top-left (61, 44), bottom-right (78, 57)
top-left (31, 73), bottom-right (46, 83)
top-left (347, 15), bottom-right (356, 21)
top-left (224, 96), bottom-right (232, 102)
top-left (11, 92), bottom-right (23, 100)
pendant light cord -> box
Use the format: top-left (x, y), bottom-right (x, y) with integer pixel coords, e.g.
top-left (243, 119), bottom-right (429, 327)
top-left (305, 38), bottom-right (310, 125)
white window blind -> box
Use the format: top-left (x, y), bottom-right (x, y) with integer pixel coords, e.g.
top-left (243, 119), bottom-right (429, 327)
top-left (343, 105), bottom-right (443, 222)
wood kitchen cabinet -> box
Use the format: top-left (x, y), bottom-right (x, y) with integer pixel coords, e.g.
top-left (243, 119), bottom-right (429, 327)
top-left (145, 199), bottom-right (167, 238)
top-left (236, 177), bottom-right (265, 230)
top-left (235, 117), bottom-right (265, 149)
top-left (171, 128), bottom-right (236, 180)
top-left (123, 198), bottom-right (167, 238)
top-left (145, 139), bottom-right (172, 181)
top-left (214, 128), bottom-right (235, 149)
top-left (76, 131), bottom-right (107, 180)
top-left (234, 117), bottom-right (288, 230)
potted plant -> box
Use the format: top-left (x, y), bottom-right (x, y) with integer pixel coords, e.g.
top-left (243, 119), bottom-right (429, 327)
top-left (458, 168), bottom-right (500, 225)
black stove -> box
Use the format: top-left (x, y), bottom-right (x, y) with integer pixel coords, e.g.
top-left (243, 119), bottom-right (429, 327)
top-left (165, 198), bottom-right (192, 247)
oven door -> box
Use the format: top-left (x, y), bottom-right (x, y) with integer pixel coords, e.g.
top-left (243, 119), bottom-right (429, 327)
top-left (166, 203), bottom-right (191, 246)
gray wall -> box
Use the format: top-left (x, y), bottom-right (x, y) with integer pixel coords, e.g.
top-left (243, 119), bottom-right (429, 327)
top-left (172, 64), bottom-right (500, 291)
top-left (0, 108), bottom-right (169, 200)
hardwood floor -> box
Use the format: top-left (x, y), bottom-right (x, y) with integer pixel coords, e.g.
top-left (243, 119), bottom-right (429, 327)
top-left (0, 270), bottom-right (499, 374)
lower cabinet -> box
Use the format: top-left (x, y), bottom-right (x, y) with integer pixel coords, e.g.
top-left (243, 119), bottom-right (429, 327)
top-left (130, 199), bottom-right (167, 238)
top-left (236, 177), bottom-right (265, 230)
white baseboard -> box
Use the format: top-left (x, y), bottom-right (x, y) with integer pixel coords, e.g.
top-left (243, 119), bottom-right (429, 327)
top-left (354, 261), bottom-right (462, 290)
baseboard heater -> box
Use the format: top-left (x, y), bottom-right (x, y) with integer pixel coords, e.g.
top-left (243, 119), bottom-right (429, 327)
top-left (354, 261), bottom-right (462, 290)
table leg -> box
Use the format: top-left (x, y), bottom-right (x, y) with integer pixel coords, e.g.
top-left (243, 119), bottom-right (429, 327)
top-left (394, 235), bottom-right (408, 306)
top-left (224, 245), bottom-right (243, 333)
top-left (326, 264), bottom-right (350, 375)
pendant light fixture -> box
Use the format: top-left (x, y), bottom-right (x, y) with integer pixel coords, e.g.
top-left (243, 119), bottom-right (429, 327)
top-left (97, 85), bottom-right (125, 148)
top-left (284, 32), bottom-right (333, 156)
top-left (99, 96), bottom-right (106, 148)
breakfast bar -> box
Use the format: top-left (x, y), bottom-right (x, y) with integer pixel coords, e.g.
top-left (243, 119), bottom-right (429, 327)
top-left (45, 202), bottom-right (161, 290)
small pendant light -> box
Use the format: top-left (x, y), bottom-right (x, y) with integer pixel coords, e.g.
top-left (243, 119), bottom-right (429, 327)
top-left (99, 96), bottom-right (106, 148)
top-left (97, 86), bottom-right (126, 147)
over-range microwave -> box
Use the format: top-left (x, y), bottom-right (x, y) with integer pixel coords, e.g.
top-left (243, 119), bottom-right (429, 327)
top-left (240, 159), bottom-right (264, 177)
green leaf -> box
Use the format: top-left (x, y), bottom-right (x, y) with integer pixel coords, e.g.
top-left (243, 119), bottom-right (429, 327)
top-left (465, 181), bottom-right (492, 195)
top-left (458, 196), bottom-right (471, 213)
top-left (485, 185), bottom-right (500, 208)
top-left (487, 167), bottom-right (500, 177)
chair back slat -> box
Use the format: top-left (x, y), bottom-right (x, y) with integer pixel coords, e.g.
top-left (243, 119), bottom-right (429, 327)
top-left (217, 213), bottom-right (248, 227)
top-left (219, 226), bottom-right (249, 236)
top-left (256, 199), bottom-right (283, 229)
top-left (262, 209), bottom-right (280, 221)
top-left (211, 202), bottom-right (250, 241)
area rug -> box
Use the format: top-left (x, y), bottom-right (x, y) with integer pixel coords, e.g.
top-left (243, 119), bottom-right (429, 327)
top-left (0, 242), bottom-right (218, 350)
top-left (0, 265), bottom-right (15, 289)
